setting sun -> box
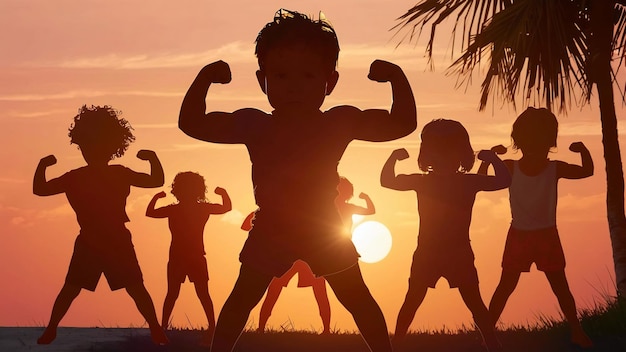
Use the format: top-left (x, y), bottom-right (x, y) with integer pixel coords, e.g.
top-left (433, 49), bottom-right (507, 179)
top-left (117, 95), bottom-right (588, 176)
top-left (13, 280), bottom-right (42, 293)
top-left (351, 221), bottom-right (392, 263)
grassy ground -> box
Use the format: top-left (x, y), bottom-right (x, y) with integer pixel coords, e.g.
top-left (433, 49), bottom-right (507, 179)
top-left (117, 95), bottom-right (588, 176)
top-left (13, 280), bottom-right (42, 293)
top-left (84, 296), bottom-right (626, 352)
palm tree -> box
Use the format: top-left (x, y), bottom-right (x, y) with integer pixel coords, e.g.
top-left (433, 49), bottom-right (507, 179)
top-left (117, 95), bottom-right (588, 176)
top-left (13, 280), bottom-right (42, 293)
top-left (395, 0), bottom-right (626, 297)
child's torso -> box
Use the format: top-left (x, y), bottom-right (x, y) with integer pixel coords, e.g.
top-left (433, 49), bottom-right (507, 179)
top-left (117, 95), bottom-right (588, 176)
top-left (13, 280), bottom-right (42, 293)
top-left (509, 160), bottom-right (557, 230)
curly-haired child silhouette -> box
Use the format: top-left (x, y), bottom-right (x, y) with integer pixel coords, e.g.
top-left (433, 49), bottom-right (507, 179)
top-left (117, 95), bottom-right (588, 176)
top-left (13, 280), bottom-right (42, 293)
top-left (179, 9), bottom-right (416, 352)
top-left (33, 105), bottom-right (168, 345)
top-left (479, 108), bottom-right (594, 348)
top-left (381, 119), bottom-right (510, 351)
top-left (146, 172), bottom-right (232, 344)
top-left (252, 177), bottom-right (375, 335)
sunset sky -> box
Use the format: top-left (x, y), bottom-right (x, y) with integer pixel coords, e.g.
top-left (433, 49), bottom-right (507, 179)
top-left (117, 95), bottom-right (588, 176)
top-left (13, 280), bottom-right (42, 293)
top-left (1, 0), bottom-right (622, 334)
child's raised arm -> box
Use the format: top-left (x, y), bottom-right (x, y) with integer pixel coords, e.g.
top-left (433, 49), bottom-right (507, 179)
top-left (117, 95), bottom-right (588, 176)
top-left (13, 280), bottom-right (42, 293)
top-left (475, 149), bottom-right (511, 191)
top-left (356, 193), bottom-right (376, 215)
top-left (146, 191), bottom-right (168, 218)
top-left (557, 141), bottom-right (594, 179)
top-left (33, 155), bottom-right (64, 196)
top-left (130, 150), bottom-right (165, 188)
top-left (342, 60), bottom-right (416, 142)
top-left (381, 148), bottom-right (414, 191)
top-left (179, 61), bottom-right (262, 143)
top-left (209, 187), bottom-right (232, 214)
top-left (477, 145), bottom-right (507, 175)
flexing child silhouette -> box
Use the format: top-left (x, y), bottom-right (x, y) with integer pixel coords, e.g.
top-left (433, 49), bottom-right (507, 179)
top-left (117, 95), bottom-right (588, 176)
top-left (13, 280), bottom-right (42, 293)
top-left (253, 176), bottom-right (375, 334)
top-left (335, 176), bottom-right (376, 237)
top-left (179, 9), bottom-right (416, 352)
top-left (381, 119), bottom-right (510, 351)
top-left (33, 105), bottom-right (168, 345)
top-left (479, 108), bottom-right (594, 348)
top-left (146, 172), bottom-right (232, 344)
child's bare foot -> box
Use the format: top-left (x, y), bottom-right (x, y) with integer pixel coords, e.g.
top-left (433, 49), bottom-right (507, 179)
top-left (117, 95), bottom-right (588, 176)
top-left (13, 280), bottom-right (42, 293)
top-left (571, 329), bottom-right (593, 349)
top-left (37, 327), bottom-right (57, 344)
top-left (150, 326), bottom-right (169, 345)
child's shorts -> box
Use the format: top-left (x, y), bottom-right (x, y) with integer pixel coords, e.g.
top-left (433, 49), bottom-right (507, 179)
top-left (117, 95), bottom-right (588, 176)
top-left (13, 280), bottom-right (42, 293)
top-left (501, 226), bottom-right (566, 272)
top-left (168, 255), bottom-right (209, 283)
top-left (65, 228), bottom-right (144, 291)
top-left (409, 245), bottom-right (479, 288)
top-left (239, 207), bottom-right (359, 278)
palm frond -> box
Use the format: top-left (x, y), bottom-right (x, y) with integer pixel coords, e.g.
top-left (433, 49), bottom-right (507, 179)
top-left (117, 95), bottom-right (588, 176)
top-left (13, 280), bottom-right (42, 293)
top-left (448, 0), bottom-right (590, 113)
top-left (393, 0), bottom-right (510, 65)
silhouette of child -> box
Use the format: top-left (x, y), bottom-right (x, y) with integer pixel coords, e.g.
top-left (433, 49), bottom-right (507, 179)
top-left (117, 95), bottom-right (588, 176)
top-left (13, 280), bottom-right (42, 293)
top-left (335, 176), bottom-right (376, 237)
top-left (479, 107), bottom-right (594, 348)
top-left (178, 9), bottom-right (416, 352)
top-left (252, 176), bottom-right (375, 335)
top-left (33, 105), bottom-right (168, 345)
top-left (146, 172), bottom-right (232, 344)
top-left (381, 119), bottom-right (510, 351)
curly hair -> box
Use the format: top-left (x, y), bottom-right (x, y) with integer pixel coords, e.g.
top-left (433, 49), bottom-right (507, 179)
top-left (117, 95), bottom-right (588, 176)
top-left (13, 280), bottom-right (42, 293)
top-left (171, 171), bottom-right (207, 202)
top-left (68, 105), bottom-right (135, 160)
top-left (511, 107), bottom-right (558, 151)
top-left (418, 119), bottom-right (475, 173)
top-left (255, 9), bottom-right (339, 73)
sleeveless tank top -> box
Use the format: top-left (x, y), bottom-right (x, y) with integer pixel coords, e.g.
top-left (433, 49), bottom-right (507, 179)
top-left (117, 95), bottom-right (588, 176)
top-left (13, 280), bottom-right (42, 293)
top-left (509, 160), bottom-right (557, 230)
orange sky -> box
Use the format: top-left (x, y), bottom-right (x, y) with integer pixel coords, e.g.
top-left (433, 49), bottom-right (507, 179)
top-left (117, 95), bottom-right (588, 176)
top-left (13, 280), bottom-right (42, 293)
top-left (0, 0), bottom-right (621, 333)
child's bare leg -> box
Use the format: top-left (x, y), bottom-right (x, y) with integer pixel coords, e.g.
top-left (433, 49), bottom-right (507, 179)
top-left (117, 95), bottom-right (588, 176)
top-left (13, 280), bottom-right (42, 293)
top-left (393, 282), bottom-right (428, 342)
top-left (162, 280), bottom-right (182, 329)
top-left (544, 270), bottom-right (593, 348)
top-left (125, 283), bottom-right (168, 345)
top-left (193, 280), bottom-right (216, 345)
top-left (458, 284), bottom-right (500, 351)
top-left (211, 265), bottom-right (273, 352)
top-left (258, 281), bottom-right (283, 332)
top-left (325, 264), bottom-right (392, 352)
top-left (37, 283), bottom-right (82, 344)
top-left (488, 270), bottom-right (521, 324)
top-left (311, 280), bottom-right (331, 334)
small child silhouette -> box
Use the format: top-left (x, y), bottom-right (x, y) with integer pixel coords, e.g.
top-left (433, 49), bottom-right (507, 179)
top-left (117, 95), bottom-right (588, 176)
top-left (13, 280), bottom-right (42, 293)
top-left (146, 171), bottom-right (232, 345)
top-left (479, 107), bottom-right (594, 348)
top-left (252, 176), bottom-right (375, 335)
top-left (179, 9), bottom-right (416, 352)
top-left (33, 105), bottom-right (168, 345)
top-left (334, 176), bottom-right (376, 237)
top-left (381, 119), bottom-right (510, 351)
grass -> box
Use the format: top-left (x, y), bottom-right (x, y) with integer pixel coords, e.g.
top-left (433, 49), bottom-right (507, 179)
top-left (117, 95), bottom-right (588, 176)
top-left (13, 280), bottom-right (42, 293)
top-left (78, 296), bottom-right (626, 351)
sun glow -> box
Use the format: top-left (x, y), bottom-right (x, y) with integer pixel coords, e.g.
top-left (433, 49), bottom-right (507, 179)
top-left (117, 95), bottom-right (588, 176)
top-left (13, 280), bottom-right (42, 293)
top-left (351, 221), bottom-right (392, 263)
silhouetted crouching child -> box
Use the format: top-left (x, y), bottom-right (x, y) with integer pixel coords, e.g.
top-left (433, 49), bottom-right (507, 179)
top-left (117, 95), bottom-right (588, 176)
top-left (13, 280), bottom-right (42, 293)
top-left (146, 172), bottom-right (232, 345)
top-left (381, 119), bottom-right (510, 351)
top-left (178, 9), bottom-right (416, 352)
top-left (481, 108), bottom-right (594, 348)
top-left (33, 105), bottom-right (168, 345)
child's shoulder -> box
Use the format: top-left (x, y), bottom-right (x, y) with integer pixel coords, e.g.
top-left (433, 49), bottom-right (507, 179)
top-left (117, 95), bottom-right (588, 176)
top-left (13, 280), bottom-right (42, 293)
top-left (324, 105), bottom-right (361, 116)
top-left (233, 107), bottom-right (271, 118)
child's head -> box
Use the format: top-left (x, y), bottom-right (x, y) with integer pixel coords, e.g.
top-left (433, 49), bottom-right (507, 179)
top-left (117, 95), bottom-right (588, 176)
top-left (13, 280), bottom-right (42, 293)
top-left (254, 9), bottom-right (341, 113)
top-left (336, 176), bottom-right (354, 201)
top-left (255, 9), bottom-right (339, 74)
top-left (418, 119), bottom-right (475, 173)
top-left (511, 107), bottom-right (558, 153)
top-left (68, 105), bottom-right (135, 163)
top-left (171, 171), bottom-right (207, 202)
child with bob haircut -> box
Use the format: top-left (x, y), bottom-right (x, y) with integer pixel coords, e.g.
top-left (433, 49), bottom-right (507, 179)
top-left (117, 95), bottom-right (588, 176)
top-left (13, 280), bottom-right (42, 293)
top-left (33, 105), bottom-right (168, 345)
top-left (481, 107), bottom-right (594, 348)
top-left (179, 8), bottom-right (416, 352)
top-left (146, 171), bottom-right (232, 345)
top-left (381, 119), bottom-right (509, 351)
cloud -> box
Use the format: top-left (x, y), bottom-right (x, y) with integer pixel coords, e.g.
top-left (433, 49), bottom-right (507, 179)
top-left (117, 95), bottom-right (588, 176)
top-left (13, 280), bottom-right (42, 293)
top-left (221, 209), bottom-right (245, 226)
top-left (16, 41), bottom-right (434, 71)
top-left (38, 41), bottom-right (257, 70)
